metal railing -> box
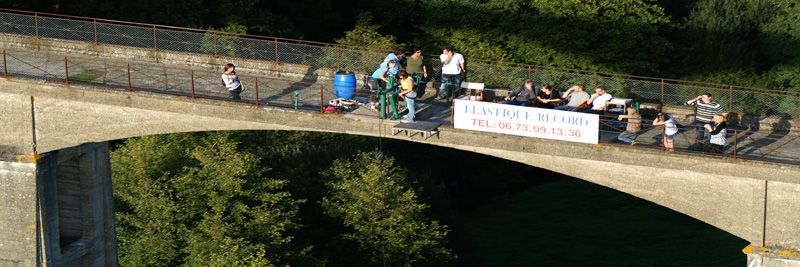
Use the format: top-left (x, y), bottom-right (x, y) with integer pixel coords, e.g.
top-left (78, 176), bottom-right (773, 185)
top-left (1, 49), bottom-right (364, 113)
top-left (3, 48), bottom-right (799, 165)
top-left (597, 117), bottom-right (800, 165)
top-left (1, 8), bottom-right (799, 118)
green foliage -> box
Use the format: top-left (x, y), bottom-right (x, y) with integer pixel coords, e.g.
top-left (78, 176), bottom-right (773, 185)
top-left (320, 13), bottom-right (402, 73)
top-left (201, 24), bottom-right (249, 57)
top-left (335, 13), bottom-right (402, 50)
top-left (321, 151), bottom-right (454, 266)
top-left (111, 132), bottom-right (310, 266)
top-left (417, 0), bottom-right (673, 74)
top-left (67, 69), bottom-right (104, 82)
top-left (671, 0), bottom-right (777, 77)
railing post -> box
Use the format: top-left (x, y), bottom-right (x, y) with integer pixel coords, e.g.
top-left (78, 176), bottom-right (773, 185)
top-left (320, 84), bottom-right (324, 113)
top-left (255, 78), bottom-right (259, 106)
top-left (729, 85), bottom-right (733, 112)
top-left (593, 72), bottom-right (597, 89)
top-left (35, 13), bottom-right (38, 38)
top-left (190, 71), bottom-right (195, 99)
top-left (661, 79), bottom-right (665, 104)
top-left (126, 64), bottom-right (132, 91)
top-left (64, 57), bottom-right (69, 85)
top-left (213, 32), bottom-right (218, 57)
top-left (528, 65), bottom-right (532, 81)
top-left (275, 38), bottom-right (279, 64)
top-left (153, 25), bottom-right (157, 51)
top-left (2, 50), bottom-right (7, 77)
top-left (93, 19), bottom-right (98, 43)
top-left (337, 44), bottom-right (341, 70)
top-left (733, 131), bottom-right (738, 159)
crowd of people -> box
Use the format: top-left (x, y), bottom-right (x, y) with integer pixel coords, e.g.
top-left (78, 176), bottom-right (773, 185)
top-left (221, 46), bottom-right (731, 153)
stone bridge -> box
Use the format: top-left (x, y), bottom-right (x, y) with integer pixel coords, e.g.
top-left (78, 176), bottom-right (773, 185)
top-left (0, 20), bottom-right (799, 267)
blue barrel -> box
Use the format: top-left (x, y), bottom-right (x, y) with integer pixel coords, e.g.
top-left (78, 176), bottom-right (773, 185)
top-left (334, 71), bottom-right (357, 99)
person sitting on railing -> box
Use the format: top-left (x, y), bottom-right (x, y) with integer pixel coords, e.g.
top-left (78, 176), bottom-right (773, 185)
top-left (616, 107), bottom-right (642, 145)
top-left (502, 80), bottom-right (539, 106)
top-left (703, 113), bottom-right (728, 153)
top-left (555, 84), bottom-right (591, 111)
top-left (221, 63), bottom-right (244, 100)
top-left (578, 86), bottom-right (612, 114)
top-left (653, 113), bottom-right (678, 151)
top-left (534, 84), bottom-right (562, 108)
top-left (380, 49), bottom-right (405, 75)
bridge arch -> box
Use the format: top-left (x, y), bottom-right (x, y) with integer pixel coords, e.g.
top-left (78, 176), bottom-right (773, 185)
top-left (4, 77), bottom-right (798, 248)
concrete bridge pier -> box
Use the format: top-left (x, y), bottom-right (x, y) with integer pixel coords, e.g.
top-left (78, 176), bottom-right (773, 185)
top-left (745, 241), bottom-right (800, 267)
top-left (0, 142), bottom-right (118, 267)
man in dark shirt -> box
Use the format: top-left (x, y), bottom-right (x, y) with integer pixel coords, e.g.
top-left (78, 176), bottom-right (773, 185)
top-left (502, 80), bottom-right (539, 106)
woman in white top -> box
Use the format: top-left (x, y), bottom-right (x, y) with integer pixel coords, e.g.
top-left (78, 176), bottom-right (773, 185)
top-left (652, 113), bottom-right (678, 151)
top-left (221, 63), bottom-right (244, 100)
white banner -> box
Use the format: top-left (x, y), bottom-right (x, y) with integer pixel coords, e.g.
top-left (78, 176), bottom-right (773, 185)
top-left (453, 99), bottom-right (599, 144)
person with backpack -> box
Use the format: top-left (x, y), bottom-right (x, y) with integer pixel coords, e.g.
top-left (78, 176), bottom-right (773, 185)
top-left (221, 63), bottom-right (244, 100)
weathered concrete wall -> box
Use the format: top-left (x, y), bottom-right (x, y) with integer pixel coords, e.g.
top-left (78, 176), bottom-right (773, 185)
top-left (0, 92), bottom-right (34, 156)
top-left (0, 160), bottom-right (39, 266)
top-left (0, 143), bottom-right (118, 266)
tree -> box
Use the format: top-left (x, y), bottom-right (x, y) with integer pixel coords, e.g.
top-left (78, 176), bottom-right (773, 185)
top-left (111, 132), bottom-right (312, 266)
top-left (335, 12), bottom-right (402, 50)
top-left (321, 151), bottom-right (454, 266)
top-left (416, 0), bottom-right (674, 75)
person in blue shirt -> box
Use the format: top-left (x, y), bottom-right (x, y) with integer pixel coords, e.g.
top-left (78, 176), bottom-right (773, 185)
top-left (380, 49), bottom-right (405, 75)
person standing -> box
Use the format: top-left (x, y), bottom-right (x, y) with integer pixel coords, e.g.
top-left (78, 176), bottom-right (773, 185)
top-left (397, 71), bottom-right (416, 123)
top-left (502, 80), bottom-right (538, 106)
top-left (221, 63), bottom-right (244, 100)
top-left (685, 92), bottom-right (728, 150)
top-left (401, 47), bottom-right (428, 96)
top-left (435, 46), bottom-right (465, 100)
top-left (653, 113), bottom-right (678, 151)
top-left (616, 107), bottom-right (642, 145)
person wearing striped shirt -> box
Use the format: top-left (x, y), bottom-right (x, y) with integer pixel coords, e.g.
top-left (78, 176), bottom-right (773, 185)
top-left (685, 92), bottom-right (728, 150)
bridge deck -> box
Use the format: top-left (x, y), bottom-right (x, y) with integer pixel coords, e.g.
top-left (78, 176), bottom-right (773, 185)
top-left (2, 48), bottom-right (798, 165)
